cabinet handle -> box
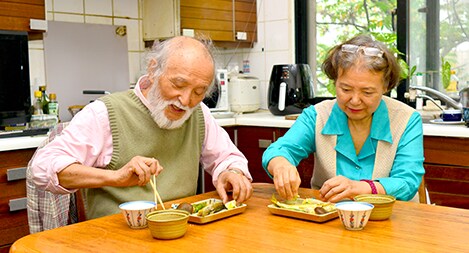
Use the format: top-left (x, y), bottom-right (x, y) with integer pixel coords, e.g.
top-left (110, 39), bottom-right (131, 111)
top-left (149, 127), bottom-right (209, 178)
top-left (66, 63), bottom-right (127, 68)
top-left (7, 167), bottom-right (27, 181)
top-left (259, 139), bottom-right (272, 149)
top-left (9, 197), bottom-right (27, 212)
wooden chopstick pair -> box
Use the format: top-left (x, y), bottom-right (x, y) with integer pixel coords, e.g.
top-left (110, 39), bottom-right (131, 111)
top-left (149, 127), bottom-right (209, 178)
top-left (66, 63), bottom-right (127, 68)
top-left (149, 174), bottom-right (165, 210)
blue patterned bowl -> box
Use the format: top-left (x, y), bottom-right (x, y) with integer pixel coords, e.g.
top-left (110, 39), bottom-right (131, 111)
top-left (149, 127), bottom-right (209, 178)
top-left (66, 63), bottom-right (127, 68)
top-left (335, 201), bottom-right (374, 231)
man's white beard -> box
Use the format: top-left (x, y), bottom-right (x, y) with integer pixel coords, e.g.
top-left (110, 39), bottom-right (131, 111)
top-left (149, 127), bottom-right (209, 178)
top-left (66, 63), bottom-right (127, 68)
top-left (146, 82), bottom-right (196, 129)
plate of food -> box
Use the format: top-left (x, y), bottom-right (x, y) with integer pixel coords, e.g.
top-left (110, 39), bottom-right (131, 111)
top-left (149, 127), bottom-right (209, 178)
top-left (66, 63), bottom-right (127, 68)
top-left (173, 198), bottom-right (247, 224)
top-left (268, 195), bottom-right (338, 223)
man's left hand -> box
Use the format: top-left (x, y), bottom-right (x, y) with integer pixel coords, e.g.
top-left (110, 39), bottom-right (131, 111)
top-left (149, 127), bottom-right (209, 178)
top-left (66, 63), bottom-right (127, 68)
top-left (215, 168), bottom-right (253, 205)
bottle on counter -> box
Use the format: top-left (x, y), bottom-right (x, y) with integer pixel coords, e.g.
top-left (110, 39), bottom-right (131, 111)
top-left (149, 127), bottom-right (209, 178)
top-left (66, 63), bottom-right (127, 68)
top-left (33, 90), bottom-right (44, 115)
top-left (448, 70), bottom-right (459, 92)
top-left (47, 93), bottom-right (59, 120)
top-left (414, 72), bottom-right (424, 110)
top-left (39, 85), bottom-right (49, 114)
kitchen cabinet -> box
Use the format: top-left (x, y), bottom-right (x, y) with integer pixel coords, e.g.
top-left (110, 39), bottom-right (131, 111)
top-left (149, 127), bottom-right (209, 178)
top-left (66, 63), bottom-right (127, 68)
top-left (0, 0), bottom-right (45, 39)
top-left (143, 0), bottom-right (257, 48)
top-left (423, 136), bottom-right (469, 209)
top-left (202, 126), bottom-right (313, 192)
top-left (0, 148), bottom-right (35, 253)
top-left (235, 126), bottom-right (314, 188)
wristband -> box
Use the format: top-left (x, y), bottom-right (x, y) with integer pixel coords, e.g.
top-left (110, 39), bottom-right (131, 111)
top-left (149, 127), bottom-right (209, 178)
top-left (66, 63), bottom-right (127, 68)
top-left (224, 168), bottom-right (243, 176)
top-left (360, 179), bottom-right (378, 194)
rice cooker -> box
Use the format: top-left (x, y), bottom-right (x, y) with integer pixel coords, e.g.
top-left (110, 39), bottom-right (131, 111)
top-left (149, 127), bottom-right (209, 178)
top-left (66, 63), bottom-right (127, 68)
top-left (229, 74), bottom-right (260, 113)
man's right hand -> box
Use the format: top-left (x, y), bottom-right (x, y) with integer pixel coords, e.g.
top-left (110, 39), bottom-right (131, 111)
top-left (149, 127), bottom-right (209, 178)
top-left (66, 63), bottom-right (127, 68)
top-left (114, 156), bottom-right (163, 187)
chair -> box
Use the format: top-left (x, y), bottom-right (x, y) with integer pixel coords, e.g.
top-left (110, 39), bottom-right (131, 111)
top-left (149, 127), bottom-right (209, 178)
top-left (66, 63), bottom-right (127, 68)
top-left (418, 177), bottom-right (431, 204)
top-left (26, 122), bottom-right (86, 233)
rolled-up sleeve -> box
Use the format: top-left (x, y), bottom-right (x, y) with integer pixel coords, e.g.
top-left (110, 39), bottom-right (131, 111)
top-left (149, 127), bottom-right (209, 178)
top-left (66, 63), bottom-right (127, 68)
top-left (199, 104), bottom-right (252, 186)
top-left (30, 101), bottom-right (113, 194)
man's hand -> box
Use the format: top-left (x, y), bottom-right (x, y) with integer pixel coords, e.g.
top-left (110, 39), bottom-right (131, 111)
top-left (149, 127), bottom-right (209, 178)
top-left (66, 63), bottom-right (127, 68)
top-left (114, 156), bottom-right (163, 187)
top-left (216, 168), bottom-right (253, 205)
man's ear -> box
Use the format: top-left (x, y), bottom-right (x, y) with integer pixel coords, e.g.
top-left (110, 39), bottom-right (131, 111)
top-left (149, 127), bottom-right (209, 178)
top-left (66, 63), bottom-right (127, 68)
top-left (147, 59), bottom-right (158, 79)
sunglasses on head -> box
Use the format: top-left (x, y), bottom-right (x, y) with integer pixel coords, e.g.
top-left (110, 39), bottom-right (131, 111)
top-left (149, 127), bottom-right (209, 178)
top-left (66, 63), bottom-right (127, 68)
top-left (341, 44), bottom-right (384, 58)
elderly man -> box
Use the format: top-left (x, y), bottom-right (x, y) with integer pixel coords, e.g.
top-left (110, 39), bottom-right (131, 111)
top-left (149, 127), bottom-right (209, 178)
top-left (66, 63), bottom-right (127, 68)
top-left (31, 36), bottom-right (253, 219)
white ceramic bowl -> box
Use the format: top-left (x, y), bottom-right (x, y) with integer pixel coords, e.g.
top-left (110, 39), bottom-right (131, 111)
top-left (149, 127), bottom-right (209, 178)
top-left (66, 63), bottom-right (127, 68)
top-left (119, 201), bottom-right (156, 229)
top-left (335, 201), bottom-right (374, 231)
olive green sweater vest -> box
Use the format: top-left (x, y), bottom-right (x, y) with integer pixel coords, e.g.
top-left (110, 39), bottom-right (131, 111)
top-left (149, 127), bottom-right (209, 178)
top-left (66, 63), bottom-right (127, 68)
top-left (84, 90), bottom-right (205, 219)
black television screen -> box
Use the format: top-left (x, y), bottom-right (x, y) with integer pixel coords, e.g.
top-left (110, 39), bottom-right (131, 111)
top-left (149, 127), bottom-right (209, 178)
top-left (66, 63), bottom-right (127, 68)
top-left (0, 30), bottom-right (31, 126)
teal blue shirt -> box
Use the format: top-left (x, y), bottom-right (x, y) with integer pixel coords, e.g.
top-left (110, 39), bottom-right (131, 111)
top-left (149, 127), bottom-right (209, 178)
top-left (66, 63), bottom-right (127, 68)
top-left (262, 100), bottom-right (425, 201)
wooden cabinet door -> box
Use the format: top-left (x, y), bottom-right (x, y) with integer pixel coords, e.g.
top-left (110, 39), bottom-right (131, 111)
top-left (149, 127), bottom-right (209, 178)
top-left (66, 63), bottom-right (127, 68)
top-left (0, 148), bottom-right (35, 251)
top-left (423, 136), bottom-right (469, 209)
top-left (180, 0), bottom-right (257, 48)
top-left (236, 126), bottom-right (276, 184)
top-left (0, 0), bottom-right (45, 36)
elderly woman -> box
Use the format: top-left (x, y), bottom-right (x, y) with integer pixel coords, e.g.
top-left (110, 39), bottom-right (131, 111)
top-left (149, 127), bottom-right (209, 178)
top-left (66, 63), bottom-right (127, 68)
top-left (263, 34), bottom-right (424, 202)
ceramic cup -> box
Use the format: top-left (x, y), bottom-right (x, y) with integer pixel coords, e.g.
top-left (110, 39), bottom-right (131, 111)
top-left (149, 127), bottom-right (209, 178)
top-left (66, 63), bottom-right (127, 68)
top-left (335, 201), bottom-right (374, 231)
top-left (440, 109), bottom-right (462, 122)
top-left (119, 201), bottom-right (156, 229)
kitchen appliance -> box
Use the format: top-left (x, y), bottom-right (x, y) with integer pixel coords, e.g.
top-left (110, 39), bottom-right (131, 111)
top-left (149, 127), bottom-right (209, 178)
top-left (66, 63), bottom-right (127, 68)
top-left (268, 64), bottom-right (315, 116)
top-left (229, 74), bottom-right (260, 113)
top-left (203, 69), bottom-right (230, 112)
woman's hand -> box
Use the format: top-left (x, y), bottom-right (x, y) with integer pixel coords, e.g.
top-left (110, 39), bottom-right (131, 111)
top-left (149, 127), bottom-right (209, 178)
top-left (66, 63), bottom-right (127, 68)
top-left (216, 168), bottom-right (253, 205)
top-left (114, 156), bottom-right (163, 187)
top-left (319, 175), bottom-right (371, 202)
top-left (268, 157), bottom-right (301, 200)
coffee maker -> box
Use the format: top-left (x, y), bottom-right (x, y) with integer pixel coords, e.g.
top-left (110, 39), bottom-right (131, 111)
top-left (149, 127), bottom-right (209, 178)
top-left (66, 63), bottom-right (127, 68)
top-left (268, 64), bottom-right (315, 115)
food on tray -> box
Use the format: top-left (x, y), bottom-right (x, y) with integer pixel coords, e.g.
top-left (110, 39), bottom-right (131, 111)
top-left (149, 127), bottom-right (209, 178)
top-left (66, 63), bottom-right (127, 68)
top-left (174, 199), bottom-right (239, 217)
top-left (270, 194), bottom-right (336, 215)
top-left (176, 202), bottom-right (194, 214)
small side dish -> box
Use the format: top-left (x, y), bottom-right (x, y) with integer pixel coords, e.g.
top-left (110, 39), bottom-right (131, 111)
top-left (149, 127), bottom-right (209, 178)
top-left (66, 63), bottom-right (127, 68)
top-left (173, 198), bottom-right (247, 224)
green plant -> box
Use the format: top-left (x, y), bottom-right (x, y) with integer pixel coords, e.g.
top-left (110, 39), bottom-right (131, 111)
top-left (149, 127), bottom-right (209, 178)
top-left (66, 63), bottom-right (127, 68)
top-left (441, 57), bottom-right (451, 89)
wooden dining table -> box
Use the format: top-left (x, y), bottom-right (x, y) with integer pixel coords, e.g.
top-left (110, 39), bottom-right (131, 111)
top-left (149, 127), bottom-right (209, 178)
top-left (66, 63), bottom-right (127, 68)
top-left (10, 183), bottom-right (469, 252)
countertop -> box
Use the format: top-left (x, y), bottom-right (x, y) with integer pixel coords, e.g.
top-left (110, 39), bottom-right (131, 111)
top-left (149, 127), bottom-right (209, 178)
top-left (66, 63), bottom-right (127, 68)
top-left (2, 110), bottom-right (468, 152)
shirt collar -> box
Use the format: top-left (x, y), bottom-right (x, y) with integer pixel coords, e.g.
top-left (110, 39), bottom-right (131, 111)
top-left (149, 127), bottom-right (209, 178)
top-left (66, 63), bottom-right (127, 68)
top-left (321, 99), bottom-right (393, 144)
top-left (134, 75), bottom-right (152, 109)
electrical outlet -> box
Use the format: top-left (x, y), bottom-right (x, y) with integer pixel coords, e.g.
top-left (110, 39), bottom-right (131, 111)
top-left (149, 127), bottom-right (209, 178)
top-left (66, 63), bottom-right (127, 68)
top-left (236, 32), bottom-right (247, 40)
top-left (182, 29), bottom-right (195, 37)
top-left (30, 19), bottom-right (48, 31)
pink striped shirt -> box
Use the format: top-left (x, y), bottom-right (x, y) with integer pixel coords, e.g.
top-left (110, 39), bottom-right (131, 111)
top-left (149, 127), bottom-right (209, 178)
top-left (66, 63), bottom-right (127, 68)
top-left (31, 77), bottom-right (251, 194)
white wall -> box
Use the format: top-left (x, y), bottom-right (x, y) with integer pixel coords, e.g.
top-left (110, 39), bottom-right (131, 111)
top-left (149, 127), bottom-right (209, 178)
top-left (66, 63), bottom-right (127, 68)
top-left (28, 0), bottom-right (295, 110)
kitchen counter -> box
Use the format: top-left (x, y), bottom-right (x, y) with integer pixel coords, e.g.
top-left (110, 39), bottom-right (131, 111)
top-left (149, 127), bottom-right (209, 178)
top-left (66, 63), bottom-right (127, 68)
top-left (230, 110), bottom-right (469, 138)
top-left (2, 110), bottom-right (468, 152)
top-left (0, 135), bottom-right (47, 152)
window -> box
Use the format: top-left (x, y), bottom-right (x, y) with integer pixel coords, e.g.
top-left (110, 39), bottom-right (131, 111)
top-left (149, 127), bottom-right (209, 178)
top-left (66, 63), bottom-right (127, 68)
top-left (299, 0), bottom-right (469, 104)
top-left (409, 0), bottom-right (469, 99)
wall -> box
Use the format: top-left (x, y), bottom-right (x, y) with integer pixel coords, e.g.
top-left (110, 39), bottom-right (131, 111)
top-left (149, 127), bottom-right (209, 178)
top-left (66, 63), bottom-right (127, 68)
top-left (28, 0), bottom-right (295, 110)
top-left (218, 0), bottom-right (295, 109)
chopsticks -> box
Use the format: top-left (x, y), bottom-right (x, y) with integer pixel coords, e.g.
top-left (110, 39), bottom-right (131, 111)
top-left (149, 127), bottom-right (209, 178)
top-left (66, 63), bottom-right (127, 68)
top-left (149, 174), bottom-right (165, 210)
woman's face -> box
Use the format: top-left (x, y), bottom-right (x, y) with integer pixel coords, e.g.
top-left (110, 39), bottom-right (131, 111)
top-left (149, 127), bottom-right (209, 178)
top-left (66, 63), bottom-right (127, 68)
top-left (335, 65), bottom-right (385, 123)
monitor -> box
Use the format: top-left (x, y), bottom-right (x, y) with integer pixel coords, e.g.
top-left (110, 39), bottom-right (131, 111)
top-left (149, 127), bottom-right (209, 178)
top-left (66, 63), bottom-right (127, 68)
top-left (0, 30), bottom-right (31, 127)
